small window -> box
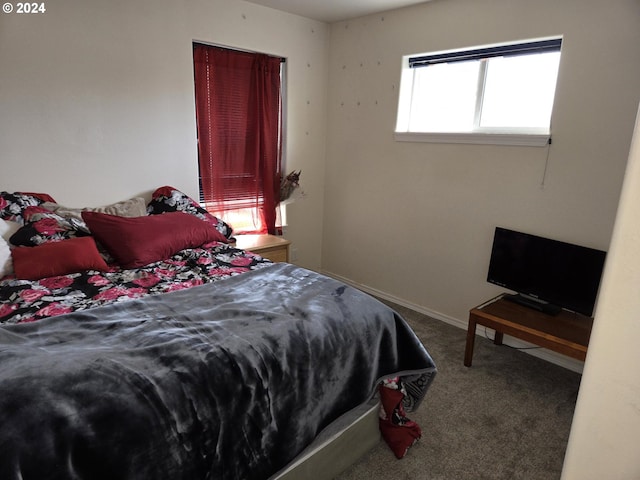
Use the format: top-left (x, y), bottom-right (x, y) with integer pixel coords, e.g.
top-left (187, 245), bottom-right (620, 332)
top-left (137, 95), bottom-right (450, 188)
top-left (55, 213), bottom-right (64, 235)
top-left (395, 37), bottom-right (562, 146)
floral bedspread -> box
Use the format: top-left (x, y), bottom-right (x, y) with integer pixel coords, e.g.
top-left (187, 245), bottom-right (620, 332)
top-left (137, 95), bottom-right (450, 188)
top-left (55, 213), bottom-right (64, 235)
top-left (0, 243), bottom-right (272, 325)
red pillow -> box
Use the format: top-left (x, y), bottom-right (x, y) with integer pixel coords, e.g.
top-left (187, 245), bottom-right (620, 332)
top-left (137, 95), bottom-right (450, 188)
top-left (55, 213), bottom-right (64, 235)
top-left (82, 211), bottom-right (228, 269)
top-left (12, 236), bottom-right (109, 280)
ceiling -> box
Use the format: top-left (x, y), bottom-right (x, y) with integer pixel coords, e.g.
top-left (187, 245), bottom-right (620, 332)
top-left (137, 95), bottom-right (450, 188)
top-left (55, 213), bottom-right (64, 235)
top-left (245, 0), bottom-right (432, 23)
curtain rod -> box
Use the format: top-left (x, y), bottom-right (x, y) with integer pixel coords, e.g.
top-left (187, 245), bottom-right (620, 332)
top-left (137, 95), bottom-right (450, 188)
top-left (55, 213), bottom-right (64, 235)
top-left (193, 41), bottom-right (286, 63)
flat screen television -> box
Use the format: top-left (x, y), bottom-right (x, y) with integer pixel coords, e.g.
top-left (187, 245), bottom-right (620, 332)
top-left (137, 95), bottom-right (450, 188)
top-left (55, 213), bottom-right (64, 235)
top-left (487, 227), bottom-right (607, 317)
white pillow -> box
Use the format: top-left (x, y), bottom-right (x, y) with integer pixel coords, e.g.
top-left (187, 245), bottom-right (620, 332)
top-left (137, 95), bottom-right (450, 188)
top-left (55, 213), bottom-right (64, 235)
top-left (0, 236), bottom-right (11, 278)
top-left (0, 219), bottom-right (21, 243)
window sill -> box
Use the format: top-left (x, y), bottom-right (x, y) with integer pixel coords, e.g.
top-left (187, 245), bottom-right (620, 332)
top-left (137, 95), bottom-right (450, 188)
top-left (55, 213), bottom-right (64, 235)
top-left (394, 131), bottom-right (550, 147)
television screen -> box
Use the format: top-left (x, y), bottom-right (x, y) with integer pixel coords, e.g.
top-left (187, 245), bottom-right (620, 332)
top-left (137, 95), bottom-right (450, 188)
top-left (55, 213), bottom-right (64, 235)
top-left (487, 227), bottom-right (606, 317)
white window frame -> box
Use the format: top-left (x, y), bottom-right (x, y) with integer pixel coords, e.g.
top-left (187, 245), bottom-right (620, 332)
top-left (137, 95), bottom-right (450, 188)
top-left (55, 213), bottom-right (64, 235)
top-left (395, 37), bottom-right (562, 147)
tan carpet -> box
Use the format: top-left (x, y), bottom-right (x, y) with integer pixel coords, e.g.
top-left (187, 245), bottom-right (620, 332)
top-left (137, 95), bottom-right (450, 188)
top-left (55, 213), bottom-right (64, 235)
top-left (334, 300), bottom-right (581, 480)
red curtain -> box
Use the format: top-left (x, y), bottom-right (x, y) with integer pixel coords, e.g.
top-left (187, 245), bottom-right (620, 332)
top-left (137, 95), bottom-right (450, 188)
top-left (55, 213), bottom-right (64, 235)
top-left (193, 44), bottom-right (282, 234)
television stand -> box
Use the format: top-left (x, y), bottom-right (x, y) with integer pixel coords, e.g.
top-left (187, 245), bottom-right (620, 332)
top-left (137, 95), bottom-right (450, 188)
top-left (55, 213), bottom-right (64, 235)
top-left (464, 294), bottom-right (593, 367)
top-left (503, 293), bottom-right (562, 316)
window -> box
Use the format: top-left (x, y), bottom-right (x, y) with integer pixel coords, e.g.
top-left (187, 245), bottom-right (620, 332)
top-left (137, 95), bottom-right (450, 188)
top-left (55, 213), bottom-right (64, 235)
top-left (395, 37), bottom-right (562, 146)
top-left (193, 43), bottom-right (284, 234)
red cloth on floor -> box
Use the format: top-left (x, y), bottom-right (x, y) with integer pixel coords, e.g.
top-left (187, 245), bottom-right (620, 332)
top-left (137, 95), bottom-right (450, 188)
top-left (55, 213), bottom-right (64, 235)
top-left (378, 380), bottom-right (422, 459)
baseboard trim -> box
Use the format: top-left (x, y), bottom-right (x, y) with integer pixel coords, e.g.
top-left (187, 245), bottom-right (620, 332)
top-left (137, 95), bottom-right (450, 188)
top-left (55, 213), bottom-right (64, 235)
top-left (322, 270), bottom-right (584, 374)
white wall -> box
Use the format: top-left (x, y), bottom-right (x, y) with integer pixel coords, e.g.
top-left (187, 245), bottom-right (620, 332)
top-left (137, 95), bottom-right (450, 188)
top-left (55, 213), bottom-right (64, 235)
top-left (561, 104), bottom-right (640, 479)
top-left (0, 0), bottom-right (329, 270)
top-left (322, 0), bottom-right (640, 323)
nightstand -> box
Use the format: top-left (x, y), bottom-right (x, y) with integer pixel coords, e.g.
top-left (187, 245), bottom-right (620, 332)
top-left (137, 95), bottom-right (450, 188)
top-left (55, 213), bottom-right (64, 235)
top-left (233, 234), bottom-right (291, 263)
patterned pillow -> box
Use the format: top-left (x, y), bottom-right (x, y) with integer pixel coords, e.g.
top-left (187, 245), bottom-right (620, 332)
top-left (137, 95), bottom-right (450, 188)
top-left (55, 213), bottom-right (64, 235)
top-left (9, 206), bottom-right (91, 247)
top-left (147, 186), bottom-right (233, 238)
top-left (0, 191), bottom-right (55, 224)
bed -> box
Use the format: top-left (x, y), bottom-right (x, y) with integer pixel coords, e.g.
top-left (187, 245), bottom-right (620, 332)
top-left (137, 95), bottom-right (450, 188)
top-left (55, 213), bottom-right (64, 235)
top-left (0, 188), bottom-right (437, 480)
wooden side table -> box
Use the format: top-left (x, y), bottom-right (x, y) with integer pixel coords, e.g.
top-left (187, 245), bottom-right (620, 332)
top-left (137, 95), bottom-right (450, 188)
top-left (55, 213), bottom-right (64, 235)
top-left (464, 295), bottom-right (593, 367)
top-left (233, 234), bottom-right (291, 263)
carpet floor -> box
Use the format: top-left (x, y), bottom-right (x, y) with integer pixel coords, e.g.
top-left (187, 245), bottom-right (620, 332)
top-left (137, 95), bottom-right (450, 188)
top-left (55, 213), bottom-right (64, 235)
top-left (334, 300), bottom-right (582, 480)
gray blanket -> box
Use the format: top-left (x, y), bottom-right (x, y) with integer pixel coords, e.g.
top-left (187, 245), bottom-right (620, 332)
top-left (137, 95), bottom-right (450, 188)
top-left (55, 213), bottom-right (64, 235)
top-left (0, 264), bottom-right (436, 480)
